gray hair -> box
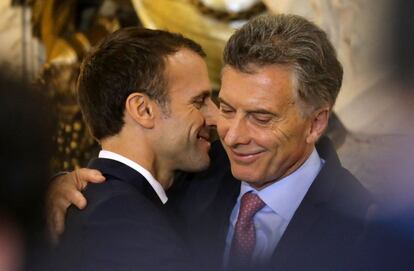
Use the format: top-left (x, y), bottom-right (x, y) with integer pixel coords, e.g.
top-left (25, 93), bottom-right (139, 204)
top-left (223, 14), bottom-right (343, 115)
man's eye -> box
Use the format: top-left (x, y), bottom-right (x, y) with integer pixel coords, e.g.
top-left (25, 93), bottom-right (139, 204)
top-left (220, 108), bottom-right (233, 113)
top-left (251, 114), bottom-right (272, 124)
top-left (193, 98), bottom-right (205, 109)
top-left (219, 104), bottom-right (233, 114)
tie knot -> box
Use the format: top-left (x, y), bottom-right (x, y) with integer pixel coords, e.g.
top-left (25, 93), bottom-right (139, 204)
top-left (238, 192), bottom-right (265, 220)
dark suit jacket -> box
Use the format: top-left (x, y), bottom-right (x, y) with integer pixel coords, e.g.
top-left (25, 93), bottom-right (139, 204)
top-left (170, 137), bottom-right (373, 271)
top-left (53, 158), bottom-right (195, 271)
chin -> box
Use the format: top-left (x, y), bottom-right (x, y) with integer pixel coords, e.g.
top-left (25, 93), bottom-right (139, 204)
top-left (230, 166), bottom-right (261, 183)
top-left (185, 156), bottom-right (210, 172)
top-left (230, 166), bottom-right (277, 189)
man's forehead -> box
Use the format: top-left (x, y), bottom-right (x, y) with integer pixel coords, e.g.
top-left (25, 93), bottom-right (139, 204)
top-left (220, 63), bottom-right (293, 78)
top-left (164, 48), bottom-right (211, 94)
top-left (219, 65), bottom-right (296, 106)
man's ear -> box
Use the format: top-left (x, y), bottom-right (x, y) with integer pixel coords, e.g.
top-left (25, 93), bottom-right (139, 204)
top-left (125, 92), bottom-right (155, 129)
top-left (306, 107), bottom-right (330, 144)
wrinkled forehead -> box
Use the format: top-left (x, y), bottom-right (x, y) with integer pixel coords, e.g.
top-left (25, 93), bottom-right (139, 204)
top-left (219, 64), bottom-right (299, 112)
top-left (220, 63), bottom-right (297, 86)
top-left (219, 64), bottom-right (296, 94)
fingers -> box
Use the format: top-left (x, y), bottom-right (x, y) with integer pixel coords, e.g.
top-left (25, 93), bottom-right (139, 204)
top-left (46, 168), bottom-right (105, 244)
top-left (66, 190), bottom-right (87, 210)
top-left (74, 168), bottom-right (106, 190)
top-left (47, 187), bottom-right (70, 245)
top-left (49, 207), bottom-right (65, 245)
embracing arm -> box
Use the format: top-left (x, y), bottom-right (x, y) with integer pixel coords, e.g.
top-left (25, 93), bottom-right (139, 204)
top-left (46, 168), bottom-right (105, 243)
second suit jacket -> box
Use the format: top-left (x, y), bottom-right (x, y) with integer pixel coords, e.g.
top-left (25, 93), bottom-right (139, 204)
top-left (53, 158), bottom-right (195, 271)
top-left (170, 137), bottom-right (373, 271)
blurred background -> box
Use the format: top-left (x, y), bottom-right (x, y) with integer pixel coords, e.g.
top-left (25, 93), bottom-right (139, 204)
top-left (1, 1), bottom-right (413, 270)
top-left (1, 0), bottom-right (413, 222)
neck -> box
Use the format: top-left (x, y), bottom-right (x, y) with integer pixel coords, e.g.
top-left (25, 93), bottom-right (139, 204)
top-left (101, 135), bottom-right (175, 190)
top-left (280, 145), bottom-right (314, 180)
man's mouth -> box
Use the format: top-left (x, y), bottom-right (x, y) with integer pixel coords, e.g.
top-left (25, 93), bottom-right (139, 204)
top-left (228, 149), bottom-right (264, 164)
top-left (197, 134), bottom-right (210, 142)
top-left (197, 130), bottom-right (211, 150)
top-left (197, 129), bottom-right (211, 142)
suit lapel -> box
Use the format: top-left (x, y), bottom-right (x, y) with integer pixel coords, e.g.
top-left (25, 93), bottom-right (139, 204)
top-left (271, 166), bottom-right (335, 261)
top-left (181, 142), bottom-right (241, 270)
top-left (198, 173), bottom-right (240, 270)
top-left (271, 137), bottom-right (341, 263)
top-left (215, 175), bottom-right (241, 254)
top-left (88, 158), bottom-right (164, 207)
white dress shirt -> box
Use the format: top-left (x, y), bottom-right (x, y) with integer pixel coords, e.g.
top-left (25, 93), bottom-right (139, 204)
top-left (223, 148), bottom-right (324, 265)
top-left (98, 150), bottom-right (168, 204)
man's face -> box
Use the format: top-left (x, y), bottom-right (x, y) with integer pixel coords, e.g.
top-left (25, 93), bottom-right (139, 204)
top-left (217, 65), bottom-right (315, 189)
top-left (155, 49), bottom-right (218, 172)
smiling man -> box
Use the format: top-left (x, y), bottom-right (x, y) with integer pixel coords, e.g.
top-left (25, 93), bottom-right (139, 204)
top-left (48, 14), bottom-right (373, 271)
top-left (183, 14), bottom-right (373, 271)
top-left (218, 64), bottom-right (317, 186)
top-left (50, 27), bottom-right (217, 271)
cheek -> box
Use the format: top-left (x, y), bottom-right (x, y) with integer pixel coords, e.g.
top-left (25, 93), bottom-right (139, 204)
top-left (250, 125), bottom-right (282, 149)
top-left (216, 116), bottom-right (229, 138)
top-left (177, 110), bottom-right (202, 129)
top-left (189, 108), bottom-right (205, 123)
top-left (271, 117), bottom-right (309, 144)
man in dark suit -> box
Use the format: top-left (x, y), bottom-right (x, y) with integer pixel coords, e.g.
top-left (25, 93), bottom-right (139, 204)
top-left (177, 138), bottom-right (371, 271)
top-left (174, 14), bottom-right (373, 271)
top-left (51, 27), bottom-right (218, 271)
top-left (49, 15), bottom-right (374, 271)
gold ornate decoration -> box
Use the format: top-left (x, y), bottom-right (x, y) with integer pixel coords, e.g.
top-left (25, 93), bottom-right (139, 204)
top-left (36, 62), bottom-right (98, 171)
top-left (132, 0), bottom-right (266, 89)
top-left (31, 0), bottom-right (133, 171)
top-left (191, 0), bottom-right (266, 21)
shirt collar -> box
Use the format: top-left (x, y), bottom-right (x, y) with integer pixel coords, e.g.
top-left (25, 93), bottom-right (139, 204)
top-left (98, 150), bottom-right (168, 204)
top-left (239, 148), bottom-right (324, 221)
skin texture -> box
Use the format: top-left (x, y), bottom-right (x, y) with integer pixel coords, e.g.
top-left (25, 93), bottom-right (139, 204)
top-left (151, 49), bottom-right (217, 174)
top-left (218, 64), bottom-right (326, 189)
top-left (100, 48), bottom-right (217, 189)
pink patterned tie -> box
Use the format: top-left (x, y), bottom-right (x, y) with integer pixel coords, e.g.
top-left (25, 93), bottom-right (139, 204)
top-left (229, 192), bottom-right (265, 265)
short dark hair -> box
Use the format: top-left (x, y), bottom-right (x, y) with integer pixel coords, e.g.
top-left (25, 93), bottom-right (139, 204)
top-left (77, 27), bottom-right (206, 140)
top-left (223, 14), bottom-right (343, 114)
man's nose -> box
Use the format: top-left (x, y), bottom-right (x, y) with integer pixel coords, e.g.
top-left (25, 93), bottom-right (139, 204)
top-left (204, 99), bottom-right (219, 128)
top-left (222, 115), bottom-right (250, 146)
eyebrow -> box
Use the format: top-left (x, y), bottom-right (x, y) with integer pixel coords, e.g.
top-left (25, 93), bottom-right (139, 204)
top-left (248, 109), bottom-right (277, 116)
top-left (195, 90), bottom-right (212, 99)
top-left (191, 90), bottom-right (212, 103)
